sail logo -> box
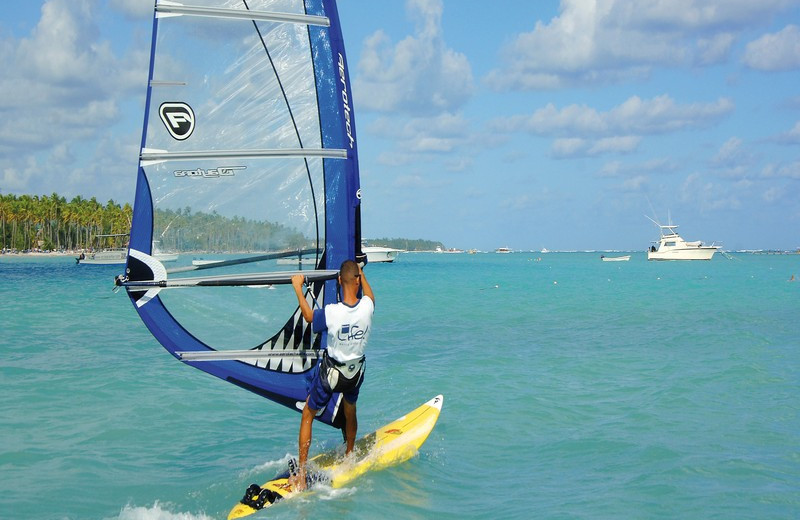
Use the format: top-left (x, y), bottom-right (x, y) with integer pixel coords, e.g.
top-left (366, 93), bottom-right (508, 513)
top-left (159, 102), bottom-right (195, 141)
top-left (337, 54), bottom-right (355, 149)
top-left (173, 166), bottom-right (245, 178)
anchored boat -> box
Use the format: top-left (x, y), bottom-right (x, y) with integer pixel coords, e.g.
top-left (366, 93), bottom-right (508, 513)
top-left (646, 216), bottom-right (719, 261)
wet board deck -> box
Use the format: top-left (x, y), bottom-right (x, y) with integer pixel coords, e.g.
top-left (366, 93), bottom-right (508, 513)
top-left (228, 395), bottom-right (443, 519)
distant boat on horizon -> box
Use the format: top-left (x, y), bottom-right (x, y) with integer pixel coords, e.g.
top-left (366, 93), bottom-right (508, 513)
top-left (601, 254), bottom-right (631, 262)
top-left (435, 246), bottom-right (464, 254)
top-left (192, 259), bottom-right (223, 266)
top-left (363, 245), bottom-right (403, 263)
top-left (646, 215), bottom-right (719, 261)
top-left (76, 233), bottom-right (129, 265)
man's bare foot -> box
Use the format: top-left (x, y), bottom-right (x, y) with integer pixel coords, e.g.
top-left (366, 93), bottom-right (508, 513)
top-left (288, 468), bottom-right (307, 491)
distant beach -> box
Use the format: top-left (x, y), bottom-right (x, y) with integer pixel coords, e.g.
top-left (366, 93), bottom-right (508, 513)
top-left (1, 249), bottom-right (90, 258)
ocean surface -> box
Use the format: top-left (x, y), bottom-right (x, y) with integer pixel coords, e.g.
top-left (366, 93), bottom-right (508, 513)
top-left (1, 252), bottom-right (799, 519)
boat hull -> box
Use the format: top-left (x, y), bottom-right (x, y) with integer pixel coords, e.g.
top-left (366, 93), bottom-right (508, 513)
top-left (647, 247), bottom-right (717, 260)
top-left (364, 246), bottom-right (401, 263)
top-left (77, 249), bottom-right (127, 265)
top-left (602, 255), bottom-right (630, 262)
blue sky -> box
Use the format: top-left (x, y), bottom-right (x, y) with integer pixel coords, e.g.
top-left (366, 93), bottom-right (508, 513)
top-left (1, 0), bottom-right (799, 251)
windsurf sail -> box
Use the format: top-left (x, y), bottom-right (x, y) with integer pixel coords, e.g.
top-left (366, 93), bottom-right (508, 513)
top-left (116, 0), bottom-right (363, 429)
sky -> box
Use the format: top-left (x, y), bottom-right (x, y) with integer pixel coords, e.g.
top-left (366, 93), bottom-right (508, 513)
top-left (1, 0), bottom-right (799, 251)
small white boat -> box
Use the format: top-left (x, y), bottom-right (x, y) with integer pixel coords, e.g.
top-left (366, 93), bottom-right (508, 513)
top-left (495, 247), bottom-right (512, 254)
top-left (601, 255), bottom-right (630, 262)
top-left (192, 259), bottom-right (223, 266)
top-left (77, 235), bottom-right (177, 264)
top-left (77, 233), bottom-right (129, 264)
top-left (364, 246), bottom-right (403, 263)
top-left (153, 242), bottom-right (178, 262)
top-left (647, 217), bottom-right (718, 261)
top-left (77, 248), bottom-right (127, 265)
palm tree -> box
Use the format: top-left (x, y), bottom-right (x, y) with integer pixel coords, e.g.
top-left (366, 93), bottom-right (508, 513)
top-left (47, 193), bottom-right (65, 250)
top-left (0, 194), bottom-right (9, 250)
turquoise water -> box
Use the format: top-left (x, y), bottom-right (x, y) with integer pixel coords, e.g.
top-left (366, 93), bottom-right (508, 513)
top-left (1, 252), bottom-right (799, 519)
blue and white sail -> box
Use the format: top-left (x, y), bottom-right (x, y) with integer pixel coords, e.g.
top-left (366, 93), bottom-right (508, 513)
top-left (117, 0), bottom-right (363, 429)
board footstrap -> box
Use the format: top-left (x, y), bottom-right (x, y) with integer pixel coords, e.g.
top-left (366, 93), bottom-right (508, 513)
top-left (240, 483), bottom-right (281, 511)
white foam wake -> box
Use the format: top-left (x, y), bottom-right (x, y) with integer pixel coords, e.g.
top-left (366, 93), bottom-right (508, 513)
top-left (115, 501), bottom-right (213, 520)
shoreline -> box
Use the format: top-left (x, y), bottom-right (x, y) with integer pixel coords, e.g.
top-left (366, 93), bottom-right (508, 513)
top-left (3, 249), bottom-right (798, 259)
top-left (1, 251), bottom-right (84, 257)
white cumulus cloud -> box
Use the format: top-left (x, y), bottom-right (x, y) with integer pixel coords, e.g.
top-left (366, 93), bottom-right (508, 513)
top-left (493, 95), bottom-right (733, 137)
top-left (743, 25), bottom-right (800, 71)
top-left (0, 0), bottom-right (148, 198)
top-left (486, 0), bottom-right (796, 90)
top-left (353, 0), bottom-right (474, 115)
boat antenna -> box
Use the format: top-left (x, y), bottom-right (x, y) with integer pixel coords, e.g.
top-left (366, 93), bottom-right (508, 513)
top-left (645, 195), bottom-right (659, 224)
top-left (645, 214), bottom-right (660, 227)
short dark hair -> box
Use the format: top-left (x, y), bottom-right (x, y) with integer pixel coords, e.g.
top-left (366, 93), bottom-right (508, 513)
top-left (339, 259), bottom-right (360, 284)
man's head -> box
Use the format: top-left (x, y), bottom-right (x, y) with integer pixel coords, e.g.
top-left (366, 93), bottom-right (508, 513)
top-left (338, 259), bottom-right (361, 287)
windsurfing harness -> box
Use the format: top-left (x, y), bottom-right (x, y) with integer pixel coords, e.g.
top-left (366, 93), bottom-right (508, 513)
top-left (320, 350), bottom-right (365, 393)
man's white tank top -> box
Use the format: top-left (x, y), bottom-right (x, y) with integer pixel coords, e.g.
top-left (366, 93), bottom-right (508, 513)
top-left (312, 296), bottom-right (374, 362)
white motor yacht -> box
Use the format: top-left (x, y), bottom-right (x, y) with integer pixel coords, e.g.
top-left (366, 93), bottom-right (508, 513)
top-left (363, 246), bottom-right (403, 263)
top-left (647, 219), bottom-right (718, 261)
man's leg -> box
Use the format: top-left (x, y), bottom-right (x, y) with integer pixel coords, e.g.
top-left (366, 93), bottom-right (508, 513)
top-left (290, 399), bottom-right (316, 491)
top-left (342, 399), bottom-right (357, 454)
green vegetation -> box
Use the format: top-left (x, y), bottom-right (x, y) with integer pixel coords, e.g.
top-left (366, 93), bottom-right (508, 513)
top-left (0, 192), bottom-right (440, 254)
top-left (0, 193), bottom-right (131, 251)
top-left (365, 237), bottom-right (445, 251)
top-left (0, 191), bottom-right (313, 254)
top-left (0, 192), bottom-right (308, 253)
top-left (153, 207), bottom-right (308, 253)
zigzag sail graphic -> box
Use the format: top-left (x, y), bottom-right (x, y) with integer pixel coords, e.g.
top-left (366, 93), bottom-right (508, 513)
top-left (116, 0), bottom-right (363, 429)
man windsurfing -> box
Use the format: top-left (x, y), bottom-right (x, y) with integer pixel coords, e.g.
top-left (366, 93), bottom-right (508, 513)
top-left (288, 260), bottom-right (375, 490)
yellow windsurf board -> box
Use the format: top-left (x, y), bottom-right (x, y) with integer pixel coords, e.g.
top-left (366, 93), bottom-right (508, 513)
top-left (228, 394), bottom-right (443, 519)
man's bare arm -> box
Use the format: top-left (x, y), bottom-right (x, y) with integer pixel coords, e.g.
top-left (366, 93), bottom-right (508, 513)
top-left (359, 265), bottom-right (375, 305)
top-left (291, 274), bottom-right (314, 323)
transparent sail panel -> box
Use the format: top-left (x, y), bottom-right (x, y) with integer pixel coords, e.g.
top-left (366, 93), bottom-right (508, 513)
top-left (162, 284), bottom-right (300, 350)
top-left (147, 1), bottom-right (322, 155)
top-left (146, 156), bottom-right (323, 252)
top-left (142, 0), bottom-right (327, 349)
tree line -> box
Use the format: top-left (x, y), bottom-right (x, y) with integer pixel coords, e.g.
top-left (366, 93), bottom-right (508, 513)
top-left (0, 193), bottom-right (131, 252)
top-left (0, 192), bottom-right (439, 254)
top-left (365, 237), bottom-right (445, 251)
top-left (0, 192), bottom-right (309, 254)
top-left (152, 206), bottom-right (308, 253)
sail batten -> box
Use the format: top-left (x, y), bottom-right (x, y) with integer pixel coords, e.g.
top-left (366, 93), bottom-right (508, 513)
top-left (155, 3), bottom-right (330, 27)
top-left (177, 349), bottom-right (322, 361)
top-left (140, 148), bottom-right (347, 164)
top-left (149, 80), bottom-right (187, 87)
top-left (121, 269), bottom-right (338, 289)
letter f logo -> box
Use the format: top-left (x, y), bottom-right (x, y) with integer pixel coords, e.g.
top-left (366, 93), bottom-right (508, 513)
top-left (159, 102), bottom-right (195, 141)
